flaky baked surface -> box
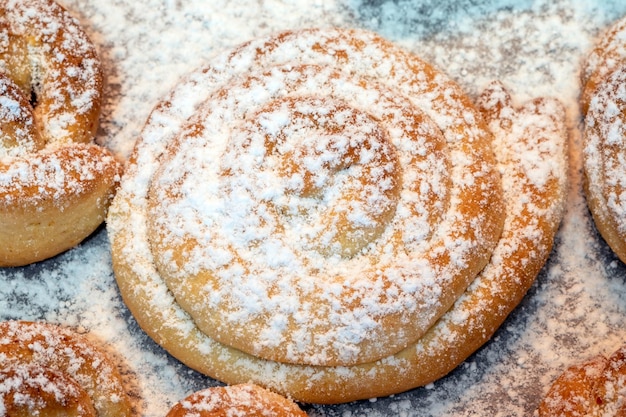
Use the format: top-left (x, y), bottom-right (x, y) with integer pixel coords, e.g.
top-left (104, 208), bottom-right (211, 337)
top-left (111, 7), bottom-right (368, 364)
top-left (539, 344), bottom-right (626, 417)
top-left (581, 15), bottom-right (626, 264)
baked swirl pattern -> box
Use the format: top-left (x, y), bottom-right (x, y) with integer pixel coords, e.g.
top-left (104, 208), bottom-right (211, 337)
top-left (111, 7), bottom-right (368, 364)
top-left (0, 320), bottom-right (133, 416)
top-left (107, 28), bottom-right (567, 403)
top-left (114, 28), bottom-right (504, 368)
top-left (146, 61), bottom-right (494, 367)
top-left (538, 344), bottom-right (626, 417)
top-left (581, 15), bottom-right (626, 264)
top-left (0, 0), bottom-right (122, 266)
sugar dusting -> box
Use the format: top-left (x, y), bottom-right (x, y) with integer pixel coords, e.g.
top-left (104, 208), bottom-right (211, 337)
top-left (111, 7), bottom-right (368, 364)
top-left (1, 0), bottom-right (626, 416)
top-left (0, 0), bottom-right (102, 145)
top-left (0, 0), bottom-right (109, 211)
top-left (142, 46), bottom-right (497, 368)
top-left (584, 64), bottom-right (626, 235)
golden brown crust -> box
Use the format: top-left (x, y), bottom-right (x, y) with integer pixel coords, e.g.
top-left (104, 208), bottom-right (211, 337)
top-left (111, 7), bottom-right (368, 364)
top-left (0, 363), bottom-right (97, 417)
top-left (112, 27), bottom-right (505, 368)
top-left (0, 0), bottom-right (103, 144)
top-left (538, 345), bottom-right (626, 417)
top-left (166, 384), bottom-right (307, 417)
top-left (0, 0), bottom-right (122, 266)
top-left (581, 16), bottom-right (626, 265)
top-left (144, 63), bottom-right (500, 367)
top-left (580, 16), bottom-right (626, 115)
top-left (108, 28), bottom-right (567, 404)
top-left (0, 320), bottom-right (134, 417)
top-left (0, 144), bottom-right (122, 266)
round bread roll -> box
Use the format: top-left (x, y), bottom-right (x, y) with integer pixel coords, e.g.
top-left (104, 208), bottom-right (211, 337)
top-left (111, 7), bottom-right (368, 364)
top-left (538, 344), bottom-right (626, 416)
top-left (111, 27), bottom-right (505, 368)
top-left (166, 384), bottom-right (307, 417)
top-left (0, 320), bottom-right (133, 416)
top-left (0, 0), bottom-right (122, 266)
top-left (108, 28), bottom-right (567, 403)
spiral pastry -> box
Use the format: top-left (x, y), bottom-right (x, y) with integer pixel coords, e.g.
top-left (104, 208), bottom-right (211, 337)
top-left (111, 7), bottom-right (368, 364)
top-left (0, 320), bottom-right (133, 416)
top-left (108, 28), bottom-right (567, 403)
top-left (0, 0), bottom-right (122, 266)
top-left (166, 384), bottom-right (307, 417)
top-left (538, 344), bottom-right (626, 417)
top-left (582, 15), bottom-right (626, 264)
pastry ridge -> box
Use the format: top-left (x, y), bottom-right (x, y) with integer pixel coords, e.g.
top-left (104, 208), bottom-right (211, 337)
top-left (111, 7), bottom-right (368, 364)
top-left (582, 15), bottom-right (626, 264)
top-left (0, 0), bottom-right (122, 266)
top-left (166, 384), bottom-right (307, 417)
top-left (0, 320), bottom-right (134, 417)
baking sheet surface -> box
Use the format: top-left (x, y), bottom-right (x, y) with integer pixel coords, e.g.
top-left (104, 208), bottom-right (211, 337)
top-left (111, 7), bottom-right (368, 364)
top-left (2, 1), bottom-right (626, 416)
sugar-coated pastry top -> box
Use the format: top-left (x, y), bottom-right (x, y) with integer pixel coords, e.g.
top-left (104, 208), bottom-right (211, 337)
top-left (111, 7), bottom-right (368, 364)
top-left (0, 363), bottom-right (98, 416)
top-left (582, 14), bottom-right (626, 264)
top-left (0, 0), bottom-right (103, 146)
top-left (166, 384), bottom-right (307, 417)
top-left (108, 27), bottom-right (568, 404)
top-left (538, 344), bottom-right (626, 417)
top-left (0, 320), bottom-right (133, 417)
top-left (581, 15), bottom-right (626, 114)
top-left (111, 27), bottom-right (505, 368)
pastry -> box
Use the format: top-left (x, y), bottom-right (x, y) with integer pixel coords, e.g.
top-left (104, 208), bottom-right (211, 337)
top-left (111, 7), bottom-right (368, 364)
top-left (0, 363), bottom-right (97, 416)
top-left (582, 15), bottom-right (626, 264)
top-left (0, 320), bottom-right (133, 416)
top-left (110, 27), bottom-right (505, 368)
top-left (0, 0), bottom-right (122, 267)
top-left (538, 344), bottom-right (626, 416)
top-left (166, 384), bottom-right (307, 417)
top-left (110, 27), bottom-right (505, 369)
top-left (107, 28), bottom-right (567, 403)
top-left (580, 15), bottom-right (626, 115)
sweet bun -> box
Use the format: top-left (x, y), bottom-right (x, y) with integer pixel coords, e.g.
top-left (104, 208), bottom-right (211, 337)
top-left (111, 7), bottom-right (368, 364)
top-left (582, 15), bottom-right (626, 264)
top-left (108, 28), bottom-right (567, 403)
top-left (538, 344), bottom-right (626, 416)
top-left (166, 384), bottom-right (307, 417)
top-left (0, 320), bottom-right (133, 416)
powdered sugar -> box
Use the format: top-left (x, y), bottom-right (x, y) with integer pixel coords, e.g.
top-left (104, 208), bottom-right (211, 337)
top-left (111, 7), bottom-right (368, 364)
top-left (0, 0), bottom-right (115, 217)
top-left (585, 66), bottom-right (626, 234)
top-left (0, 77), bottom-right (41, 158)
top-left (116, 27), bottom-right (505, 372)
top-left (1, 0), bottom-right (626, 416)
top-left (0, 0), bottom-right (102, 146)
top-left (0, 320), bottom-right (132, 415)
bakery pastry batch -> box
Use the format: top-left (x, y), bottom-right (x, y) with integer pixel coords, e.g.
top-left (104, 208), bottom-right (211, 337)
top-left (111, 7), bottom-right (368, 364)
top-left (0, 0), bottom-right (623, 414)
